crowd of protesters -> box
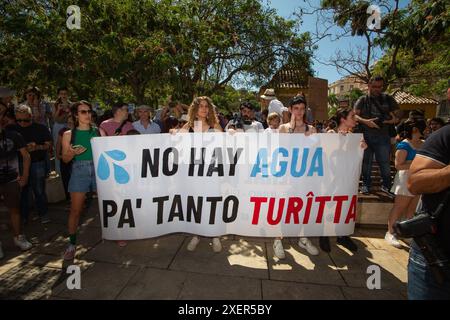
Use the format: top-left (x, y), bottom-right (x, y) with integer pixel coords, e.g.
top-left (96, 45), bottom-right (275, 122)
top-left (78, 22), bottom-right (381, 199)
top-left (1, 79), bottom-right (450, 299)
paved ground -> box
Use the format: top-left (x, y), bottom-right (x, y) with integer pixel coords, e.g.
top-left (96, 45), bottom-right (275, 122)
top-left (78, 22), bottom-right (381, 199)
top-left (0, 200), bottom-right (410, 300)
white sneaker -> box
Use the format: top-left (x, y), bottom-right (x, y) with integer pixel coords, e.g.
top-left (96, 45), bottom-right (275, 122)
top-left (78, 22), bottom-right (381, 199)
top-left (273, 239), bottom-right (285, 259)
top-left (385, 232), bottom-right (402, 248)
top-left (187, 236), bottom-right (200, 251)
top-left (14, 235), bottom-right (33, 251)
top-left (0, 242), bottom-right (4, 259)
top-left (298, 237), bottom-right (319, 256)
top-left (212, 237), bottom-right (222, 253)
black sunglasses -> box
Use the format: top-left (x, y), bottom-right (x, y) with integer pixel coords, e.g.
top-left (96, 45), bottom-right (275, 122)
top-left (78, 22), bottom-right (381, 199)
top-left (78, 109), bottom-right (93, 115)
top-left (16, 119), bottom-right (32, 123)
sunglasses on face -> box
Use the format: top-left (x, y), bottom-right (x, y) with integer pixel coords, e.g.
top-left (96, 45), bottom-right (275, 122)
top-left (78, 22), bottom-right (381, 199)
top-left (78, 109), bottom-right (92, 115)
top-left (16, 119), bottom-right (31, 123)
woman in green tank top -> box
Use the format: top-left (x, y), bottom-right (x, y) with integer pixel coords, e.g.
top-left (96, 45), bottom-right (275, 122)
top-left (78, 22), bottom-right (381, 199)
top-left (61, 101), bottom-right (98, 260)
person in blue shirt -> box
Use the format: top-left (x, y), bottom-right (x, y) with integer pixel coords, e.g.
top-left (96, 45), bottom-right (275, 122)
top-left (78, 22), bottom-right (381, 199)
top-left (385, 118), bottom-right (426, 247)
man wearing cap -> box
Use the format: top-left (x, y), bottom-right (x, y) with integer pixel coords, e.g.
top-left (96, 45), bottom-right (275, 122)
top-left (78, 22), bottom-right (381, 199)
top-left (260, 88), bottom-right (285, 117)
top-left (132, 105), bottom-right (161, 134)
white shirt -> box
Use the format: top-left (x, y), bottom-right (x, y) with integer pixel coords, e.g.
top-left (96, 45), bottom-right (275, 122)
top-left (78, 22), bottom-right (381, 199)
top-left (268, 99), bottom-right (285, 116)
top-left (265, 127), bottom-right (279, 133)
top-left (132, 120), bottom-right (161, 134)
top-left (225, 120), bottom-right (264, 132)
top-left (243, 121), bottom-right (264, 132)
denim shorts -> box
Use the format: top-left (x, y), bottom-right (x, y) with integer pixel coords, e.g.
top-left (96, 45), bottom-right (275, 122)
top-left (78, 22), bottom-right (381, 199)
top-left (407, 241), bottom-right (450, 300)
top-left (68, 160), bottom-right (97, 193)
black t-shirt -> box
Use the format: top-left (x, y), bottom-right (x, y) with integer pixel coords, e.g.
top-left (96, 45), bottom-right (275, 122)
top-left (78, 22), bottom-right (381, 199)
top-left (416, 125), bottom-right (450, 256)
top-left (0, 128), bottom-right (25, 184)
top-left (354, 93), bottom-right (399, 136)
top-left (12, 123), bottom-right (52, 162)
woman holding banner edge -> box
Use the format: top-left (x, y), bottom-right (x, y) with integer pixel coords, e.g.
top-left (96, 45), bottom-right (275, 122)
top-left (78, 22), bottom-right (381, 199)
top-left (61, 101), bottom-right (99, 260)
top-left (276, 94), bottom-right (319, 259)
top-left (181, 96), bottom-right (224, 252)
top-left (319, 107), bottom-right (367, 253)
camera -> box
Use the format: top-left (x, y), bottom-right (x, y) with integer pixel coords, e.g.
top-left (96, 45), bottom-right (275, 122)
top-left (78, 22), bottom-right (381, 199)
top-left (394, 212), bottom-right (434, 238)
top-left (394, 207), bottom-right (450, 284)
top-left (229, 113), bottom-right (251, 130)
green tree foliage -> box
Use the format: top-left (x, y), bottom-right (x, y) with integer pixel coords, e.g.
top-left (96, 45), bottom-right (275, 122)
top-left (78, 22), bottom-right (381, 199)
top-left (327, 93), bottom-right (339, 117)
top-left (0, 0), bottom-right (314, 106)
top-left (345, 88), bottom-right (364, 107)
top-left (373, 0), bottom-right (450, 97)
top-left (319, 0), bottom-right (449, 92)
top-left (210, 86), bottom-right (257, 115)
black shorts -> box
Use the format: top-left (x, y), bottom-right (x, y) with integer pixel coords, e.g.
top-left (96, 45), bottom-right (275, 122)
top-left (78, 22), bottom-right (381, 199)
top-left (0, 181), bottom-right (21, 209)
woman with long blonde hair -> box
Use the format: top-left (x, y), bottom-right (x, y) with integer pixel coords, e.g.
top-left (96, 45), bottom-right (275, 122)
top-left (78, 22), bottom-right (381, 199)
top-left (181, 96), bottom-right (223, 252)
top-left (181, 96), bottom-right (222, 133)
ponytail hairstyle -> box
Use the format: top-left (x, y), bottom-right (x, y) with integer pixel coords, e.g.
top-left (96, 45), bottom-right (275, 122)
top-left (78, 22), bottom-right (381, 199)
top-left (330, 108), bottom-right (353, 130)
top-left (327, 119), bottom-right (337, 131)
top-left (396, 118), bottom-right (427, 139)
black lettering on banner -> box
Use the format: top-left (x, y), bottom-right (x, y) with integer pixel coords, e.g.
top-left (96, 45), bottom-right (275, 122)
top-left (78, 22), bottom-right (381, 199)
top-left (206, 147), bottom-right (224, 176)
top-left (206, 197), bottom-right (222, 225)
top-left (153, 196), bottom-right (169, 224)
top-left (118, 199), bottom-right (136, 228)
top-left (162, 147), bottom-right (178, 176)
top-left (102, 200), bottom-right (117, 228)
top-left (168, 194), bottom-right (184, 222)
top-left (142, 149), bottom-right (160, 177)
top-left (223, 195), bottom-right (238, 223)
top-left (186, 196), bottom-right (203, 223)
top-left (227, 147), bottom-right (243, 176)
top-left (189, 147), bottom-right (205, 176)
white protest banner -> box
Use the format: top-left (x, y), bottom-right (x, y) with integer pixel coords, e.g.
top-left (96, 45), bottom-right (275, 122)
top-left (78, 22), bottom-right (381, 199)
top-left (92, 133), bottom-right (363, 240)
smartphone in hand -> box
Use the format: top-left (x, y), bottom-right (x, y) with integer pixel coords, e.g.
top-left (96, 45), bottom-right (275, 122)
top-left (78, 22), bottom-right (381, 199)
top-left (72, 145), bottom-right (86, 154)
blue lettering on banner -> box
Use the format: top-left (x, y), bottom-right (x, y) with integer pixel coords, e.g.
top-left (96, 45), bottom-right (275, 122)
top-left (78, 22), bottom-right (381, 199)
top-left (250, 148), bottom-right (323, 177)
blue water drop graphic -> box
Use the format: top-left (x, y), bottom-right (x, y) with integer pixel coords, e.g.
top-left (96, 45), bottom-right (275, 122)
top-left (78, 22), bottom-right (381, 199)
top-left (113, 163), bottom-right (129, 184)
top-left (97, 154), bottom-right (110, 180)
top-left (105, 150), bottom-right (126, 161)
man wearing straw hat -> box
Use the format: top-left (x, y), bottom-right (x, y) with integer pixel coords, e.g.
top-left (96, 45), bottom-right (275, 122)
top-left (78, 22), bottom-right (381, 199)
top-left (132, 105), bottom-right (161, 134)
top-left (260, 88), bottom-right (285, 117)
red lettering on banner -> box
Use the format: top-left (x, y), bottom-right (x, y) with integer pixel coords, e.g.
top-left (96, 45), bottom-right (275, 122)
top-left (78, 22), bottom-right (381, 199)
top-left (249, 194), bottom-right (357, 225)
top-left (303, 192), bottom-right (314, 224)
top-left (345, 195), bottom-right (357, 223)
top-left (285, 197), bottom-right (303, 224)
top-left (268, 198), bottom-right (284, 225)
top-left (315, 196), bottom-right (332, 223)
top-left (250, 197), bottom-right (267, 225)
top-left (332, 195), bottom-right (349, 223)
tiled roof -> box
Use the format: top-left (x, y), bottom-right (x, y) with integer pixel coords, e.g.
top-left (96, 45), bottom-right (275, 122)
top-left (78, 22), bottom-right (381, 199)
top-left (392, 90), bottom-right (438, 105)
top-left (267, 65), bottom-right (310, 89)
